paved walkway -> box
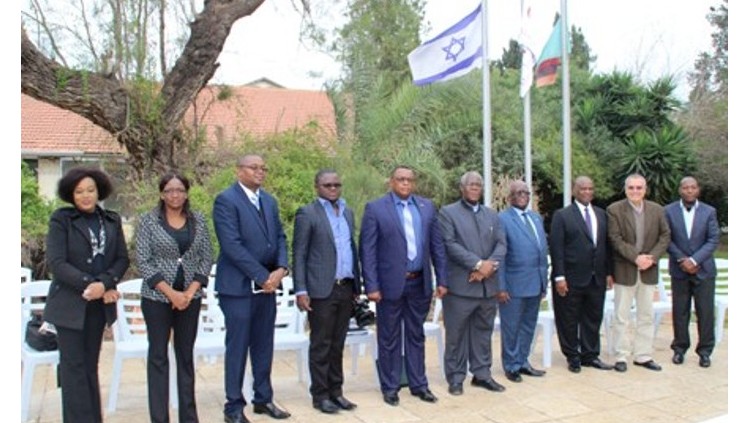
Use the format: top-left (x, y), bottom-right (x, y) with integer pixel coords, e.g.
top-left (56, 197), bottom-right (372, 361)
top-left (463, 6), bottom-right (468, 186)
top-left (26, 317), bottom-right (728, 423)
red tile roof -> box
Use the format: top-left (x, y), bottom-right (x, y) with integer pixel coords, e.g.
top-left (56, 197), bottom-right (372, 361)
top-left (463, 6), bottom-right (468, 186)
top-left (21, 94), bottom-right (122, 156)
top-left (21, 85), bottom-right (336, 156)
top-left (184, 85), bottom-right (336, 146)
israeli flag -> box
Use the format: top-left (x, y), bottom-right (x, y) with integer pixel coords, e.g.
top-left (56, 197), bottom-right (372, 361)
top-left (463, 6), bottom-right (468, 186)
top-left (408, 4), bottom-right (483, 86)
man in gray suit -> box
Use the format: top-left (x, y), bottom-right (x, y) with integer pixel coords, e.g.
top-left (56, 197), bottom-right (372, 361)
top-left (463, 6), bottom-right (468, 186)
top-left (292, 169), bottom-right (361, 414)
top-left (437, 171), bottom-right (506, 396)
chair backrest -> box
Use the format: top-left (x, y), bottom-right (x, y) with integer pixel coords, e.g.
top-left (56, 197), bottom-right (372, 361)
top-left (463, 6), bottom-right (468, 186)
top-left (431, 297), bottom-right (442, 325)
top-left (199, 275), bottom-right (225, 334)
top-left (657, 258), bottom-right (671, 302)
top-left (114, 279), bottom-right (148, 343)
top-left (21, 280), bottom-right (52, 344)
top-left (21, 267), bottom-right (33, 283)
top-left (660, 257), bottom-right (729, 299)
top-left (715, 258), bottom-right (729, 297)
top-left (275, 277), bottom-right (305, 334)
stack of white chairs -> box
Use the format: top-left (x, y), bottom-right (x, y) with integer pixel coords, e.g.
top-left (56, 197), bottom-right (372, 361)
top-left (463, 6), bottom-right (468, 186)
top-left (21, 266), bottom-right (33, 283)
top-left (107, 278), bottom-right (177, 412)
top-left (21, 280), bottom-right (58, 422)
top-left (423, 297), bottom-right (445, 374)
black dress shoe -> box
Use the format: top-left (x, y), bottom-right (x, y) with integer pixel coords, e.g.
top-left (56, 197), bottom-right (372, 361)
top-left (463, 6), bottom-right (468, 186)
top-left (253, 402), bottom-right (291, 419)
top-left (633, 360), bottom-right (662, 371)
top-left (582, 358), bottom-right (614, 370)
top-left (519, 366), bottom-right (546, 377)
top-left (568, 362), bottom-right (581, 373)
top-left (470, 376), bottom-right (506, 392)
top-left (223, 412), bottom-right (251, 423)
top-left (313, 399), bottom-right (339, 414)
top-left (331, 396), bottom-right (357, 410)
top-left (505, 371), bottom-right (523, 383)
top-left (448, 383), bottom-right (464, 396)
top-left (383, 392), bottom-right (400, 406)
top-left (614, 361), bottom-right (627, 372)
top-left (672, 352), bottom-right (685, 365)
top-left (412, 389), bottom-right (438, 403)
top-left (699, 355), bottom-right (711, 368)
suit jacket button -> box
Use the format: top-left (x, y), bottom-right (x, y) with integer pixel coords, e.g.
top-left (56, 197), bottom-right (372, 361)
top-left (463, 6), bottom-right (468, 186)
top-left (86, 258), bottom-right (93, 264)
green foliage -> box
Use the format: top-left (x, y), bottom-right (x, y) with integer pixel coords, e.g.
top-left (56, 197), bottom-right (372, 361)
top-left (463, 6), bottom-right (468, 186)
top-left (617, 126), bottom-right (695, 204)
top-left (21, 162), bottom-right (57, 276)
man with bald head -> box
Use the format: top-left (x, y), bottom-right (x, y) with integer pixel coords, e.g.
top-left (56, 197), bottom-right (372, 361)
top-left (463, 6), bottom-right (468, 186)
top-left (607, 173), bottom-right (670, 373)
top-left (664, 176), bottom-right (720, 368)
top-left (497, 180), bottom-right (549, 383)
top-left (550, 176), bottom-right (614, 373)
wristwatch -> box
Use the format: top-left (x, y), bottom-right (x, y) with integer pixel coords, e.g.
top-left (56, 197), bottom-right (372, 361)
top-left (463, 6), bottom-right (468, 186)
top-left (474, 260), bottom-right (483, 271)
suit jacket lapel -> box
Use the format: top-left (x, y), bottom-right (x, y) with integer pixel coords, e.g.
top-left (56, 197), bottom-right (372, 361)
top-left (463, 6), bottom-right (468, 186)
top-left (571, 205), bottom-right (594, 244)
top-left (385, 195), bottom-right (406, 239)
top-left (235, 183), bottom-right (269, 240)
top-left (313, 201), bottom-right (335, 244)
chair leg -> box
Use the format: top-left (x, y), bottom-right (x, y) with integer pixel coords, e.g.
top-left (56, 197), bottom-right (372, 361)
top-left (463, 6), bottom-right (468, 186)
top-left (715, 303), bottom-right (728, 344)
top-left (436, 332), bottom-right (445, 375)
top-left (107, 354), bottom-right (123, 412)
top-left (169, 346), bottom-right (178, 409)
top-left (21, 360), bottom-right (35, 422)
top-left (542, 321), bottom-right (553, 368)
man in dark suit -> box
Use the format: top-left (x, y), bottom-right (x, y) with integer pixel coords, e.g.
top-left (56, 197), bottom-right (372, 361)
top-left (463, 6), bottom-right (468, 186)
top-left (497, 180), bottom-right (549, 383)
top-left (664, 176), bottom-right (720, 368)
top-left (437, 171), bottom-right (506, 396)
top-left (213, 154), bottom-right (291, 423)
top-left (607, 173), bottom-right (671, 373)
top-left (549, 176), bottom-right (615, 373)
top-left (359, 165), bottom-right (447, 406)
top-left (292, 169), bottom-right (361, 414)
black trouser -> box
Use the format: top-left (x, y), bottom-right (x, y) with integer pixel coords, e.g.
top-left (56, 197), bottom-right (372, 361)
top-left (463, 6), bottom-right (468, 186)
top-left (141, 297), bottom-right (202, 423)
top-left (56, 300), bottom-right (106, 423)
top-left (307, 282), bottom-right (354, 403)
top-left (671, 276), bottom-right (715, 357)
top-left (552, 276), bottom-right (606, 364)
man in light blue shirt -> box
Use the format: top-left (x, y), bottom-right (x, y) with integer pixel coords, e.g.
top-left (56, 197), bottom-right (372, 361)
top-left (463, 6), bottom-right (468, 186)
top-left (292, 169), bottom-right (361, 414)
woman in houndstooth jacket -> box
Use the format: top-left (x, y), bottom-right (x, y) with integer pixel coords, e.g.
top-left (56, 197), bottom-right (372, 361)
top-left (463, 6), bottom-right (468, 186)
top-left (135, 172), bottom-right (214, 423)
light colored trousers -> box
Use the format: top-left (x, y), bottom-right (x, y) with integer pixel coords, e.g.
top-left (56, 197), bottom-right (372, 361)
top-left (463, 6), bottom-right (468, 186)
top-left (612, 275), bottom-right (656, 363)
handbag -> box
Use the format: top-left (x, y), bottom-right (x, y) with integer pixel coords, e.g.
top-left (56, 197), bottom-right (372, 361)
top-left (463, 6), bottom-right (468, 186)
top-left (25, 314), bottom-right (58, 352)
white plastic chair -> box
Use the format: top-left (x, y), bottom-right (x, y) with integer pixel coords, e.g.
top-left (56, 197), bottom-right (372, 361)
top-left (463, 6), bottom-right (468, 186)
top-left (21, 280), bottom-right (59, 423)
top-left (714, 259), bottom-right (729, 344)
top-left (344, 299), bottom-right (377, 377)
top-left (602, 262), bottom-right (672, 355)
top-left (21, 266), bottom-right (33, 283)
top-left (423, 297), bottom-right (445, 374)
top-left (242, 277), bottom-right (310, 399)
top-left (532, 286), bottom-right (556, 368)
top-left (107, 279), bottom-right (177, 412)
top-left (193, 274), bottom-right (226, 364)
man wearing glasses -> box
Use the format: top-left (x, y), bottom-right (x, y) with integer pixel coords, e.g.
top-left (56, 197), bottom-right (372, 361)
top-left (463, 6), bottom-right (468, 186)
top-left (606, 173), bottom-right (670, 373)
top-left (292, 169), bottom-right (361, 414)
top-left (359, 165), bottom-right (447, 406)
top-left (213, 154), bottom-right (291, 423)
top-left (497, 180), bottom-right (549, 383)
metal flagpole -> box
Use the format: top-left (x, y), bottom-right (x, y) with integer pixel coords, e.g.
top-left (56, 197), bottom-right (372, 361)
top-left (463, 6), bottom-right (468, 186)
top-left (524, 85), bottom-right (532, 202)
top-left (560, 0), bottom-right (571, 206)
top-left (481, 0), bottom-right (492, 207)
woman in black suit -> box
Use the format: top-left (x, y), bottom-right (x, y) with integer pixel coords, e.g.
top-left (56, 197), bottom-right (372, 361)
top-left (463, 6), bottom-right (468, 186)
top-left (44, 167), bottom-right (130, 423)
top-left (135, 172), bottom-right (213, 423)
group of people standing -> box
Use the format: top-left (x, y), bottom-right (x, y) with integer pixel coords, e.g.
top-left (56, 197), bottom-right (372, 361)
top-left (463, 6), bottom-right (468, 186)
top-left (41, 154), bottom-right (720, 423)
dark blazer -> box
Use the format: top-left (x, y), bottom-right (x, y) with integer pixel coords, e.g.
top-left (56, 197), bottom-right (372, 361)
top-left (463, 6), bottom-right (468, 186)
top-left (664, 201), bottom-right (720, 280)
top-left (359, 193), bottom-right (447, 300)
top-left (292, 200), bottom-right (361, 299)
top-left (549, 203), bottom-right (611, 287)
top-left (497, 208), bottom-right (549, 297)
top-left (438, 200), bottom-right (506, 297)
top-left (606, 199), bottom-right (670, 286)
top-left (212, 182), bottom-right (288, 296)
top-left (44, 206), bottom-right (130, 330)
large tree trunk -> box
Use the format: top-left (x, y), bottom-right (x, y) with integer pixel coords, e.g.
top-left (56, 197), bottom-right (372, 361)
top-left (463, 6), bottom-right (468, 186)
top-left (21, 0), bottom-right (266, 179)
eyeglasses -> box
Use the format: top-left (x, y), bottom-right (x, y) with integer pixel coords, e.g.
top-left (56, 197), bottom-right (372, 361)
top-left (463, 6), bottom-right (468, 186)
top-left (239, 164), bottom-right (269, 172)
top-left (162, 188), bottom-right (187, 195)
top-left (514, 190), bottom-right (531, 196)
top-left (626, 186), bottom-right (645, 191)
top-left (320, 183), bottom-right (342, 189)
top-left (393, 177), bottom-right (415, 183)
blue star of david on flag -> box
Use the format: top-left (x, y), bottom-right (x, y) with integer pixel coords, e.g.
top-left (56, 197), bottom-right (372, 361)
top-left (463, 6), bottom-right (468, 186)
top-left (407, 3), bottom-right (483, 86)
top-left (442, 37), bottom-right (466, 62)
